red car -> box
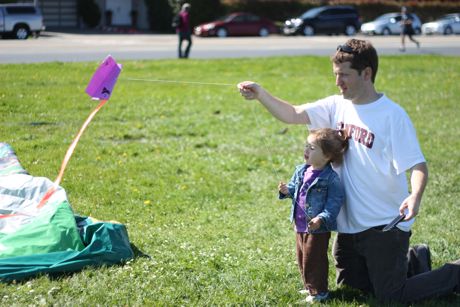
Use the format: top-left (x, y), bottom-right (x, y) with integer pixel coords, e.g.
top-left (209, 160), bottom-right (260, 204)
top-left (194, 12), bottom-right (279, 37)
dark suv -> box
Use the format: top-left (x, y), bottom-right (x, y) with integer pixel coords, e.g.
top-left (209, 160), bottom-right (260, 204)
top-left (283, 5), bottom-right (361, 36)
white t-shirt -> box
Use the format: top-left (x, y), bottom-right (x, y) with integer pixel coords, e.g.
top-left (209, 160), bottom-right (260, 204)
top-left (304, 94), bottom-right (425, 233)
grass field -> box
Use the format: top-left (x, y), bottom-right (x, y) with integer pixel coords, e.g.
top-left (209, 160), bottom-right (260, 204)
top-left (0, 55), bottom-right (459, 306)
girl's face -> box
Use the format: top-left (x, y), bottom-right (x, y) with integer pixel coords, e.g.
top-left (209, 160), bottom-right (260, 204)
top-left (304, 135), bottom-right (330, 170)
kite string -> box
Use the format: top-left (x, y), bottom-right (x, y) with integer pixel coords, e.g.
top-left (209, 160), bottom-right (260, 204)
top-left (36, 99), bottom-right (109, 209)
top-left (124, 77), bottom-right (234, 87)
top-left (126, 76), bottom-right (285, 177)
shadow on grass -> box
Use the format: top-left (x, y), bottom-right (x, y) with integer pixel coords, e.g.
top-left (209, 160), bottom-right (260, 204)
top-left (411, 293), bottom-right (460, 307)
top-left (131, 243), bottom-right (151, 259)
top-left (329, 286), bottom-right (459, 307)
top-left (329, 286), bottom-right (373, 306)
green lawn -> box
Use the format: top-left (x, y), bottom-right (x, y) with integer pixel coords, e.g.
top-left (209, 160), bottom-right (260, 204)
top-left (0, 55), bottom-right (459, 306)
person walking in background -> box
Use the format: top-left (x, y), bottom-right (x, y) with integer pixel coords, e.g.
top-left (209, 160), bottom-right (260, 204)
top-left (175, 3), bottom-right (192, 59)
top-left (279, 128), bottom-right (348, 303)
top-left (238, 39), bottom-right (460, 303)
top-left (400, 6), bottom-right (420, 52)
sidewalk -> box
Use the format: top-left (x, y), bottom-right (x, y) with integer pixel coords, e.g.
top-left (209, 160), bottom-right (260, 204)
top-left (43, 26), bottom-right (163, 36)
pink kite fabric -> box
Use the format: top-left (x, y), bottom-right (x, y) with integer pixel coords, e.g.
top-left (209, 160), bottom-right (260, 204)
top-left (85, 55), bottom-right (122, 100)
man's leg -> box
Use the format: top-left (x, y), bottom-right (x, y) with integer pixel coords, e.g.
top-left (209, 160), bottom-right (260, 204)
top-left (407, 244), bottom-right (431, 277)
top-left (184, 33), bottom-right (192, 58)
top-left (407, 32), bottom-right (420, 48)
top-left (178, 33), bottom-right (184, 58)
top-left (333, 233), bottom-right (372, 293)
top-left (400, 33), bottom-right (406, 51)
top-left (397, 260), bottom-right (460, 302)
top-left (356, 227), bottom-right (410, 302)
top-left (340, 228), bottom-right (459, 303)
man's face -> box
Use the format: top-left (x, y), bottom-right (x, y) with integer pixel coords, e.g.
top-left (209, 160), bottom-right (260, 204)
top-left (333, 61), bottom-right (365, 101)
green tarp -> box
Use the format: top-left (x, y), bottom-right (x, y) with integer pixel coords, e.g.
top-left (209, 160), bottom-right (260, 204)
top-left (0, 216), bottom-right (133, 281)
top-left (0, 143), bottom-right (134, 281)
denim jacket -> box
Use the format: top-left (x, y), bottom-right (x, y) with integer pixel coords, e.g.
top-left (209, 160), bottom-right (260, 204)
top-left (279, 163), bottom-right (344, 233)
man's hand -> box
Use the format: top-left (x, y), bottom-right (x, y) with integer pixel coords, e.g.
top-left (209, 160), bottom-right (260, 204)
top-left (400, 162), bottom-right (428, 221)
top-left (238, 81), bottom-right (262, 100)
top-left (400, 194), bottom-right (420, 221)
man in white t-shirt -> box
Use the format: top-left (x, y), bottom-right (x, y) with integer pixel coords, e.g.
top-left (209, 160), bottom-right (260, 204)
top-left (237, 39), bottom-right (459, 303)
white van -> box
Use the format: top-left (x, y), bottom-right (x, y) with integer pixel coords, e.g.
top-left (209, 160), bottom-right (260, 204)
top-left (0, 4), bottom-right (45, 39)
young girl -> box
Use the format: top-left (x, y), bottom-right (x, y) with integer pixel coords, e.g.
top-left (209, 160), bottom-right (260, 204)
top-left (279, 128), bottom-right (348, 303)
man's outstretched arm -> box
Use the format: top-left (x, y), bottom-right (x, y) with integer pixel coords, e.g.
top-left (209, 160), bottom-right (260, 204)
top-left (238, 81), bottom-right (310, 125)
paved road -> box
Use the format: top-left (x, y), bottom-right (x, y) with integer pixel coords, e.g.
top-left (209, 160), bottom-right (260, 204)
top-left (1, 32), bottom-right (459, 63)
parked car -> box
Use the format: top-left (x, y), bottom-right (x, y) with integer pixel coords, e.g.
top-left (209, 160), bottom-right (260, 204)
top-left (422, 13), bottom-right (460, 35)
top-left (283, 5), bottom-right (361, 36)
top-left (0, 3), bottom-right (45, 39)
top-left (194, 12), bottom-right (278, 37)
top-left (361, 13), bottom-right (422, 36)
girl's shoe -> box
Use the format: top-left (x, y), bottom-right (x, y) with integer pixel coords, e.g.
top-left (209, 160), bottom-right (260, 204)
top-left (306, 291), bottom-right (329, 304)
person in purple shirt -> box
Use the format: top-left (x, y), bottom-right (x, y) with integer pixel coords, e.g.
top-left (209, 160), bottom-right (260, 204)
top-left (176, 3), bottom-right (192, 59)
top-left (279, 128), bottom-right (348, 303)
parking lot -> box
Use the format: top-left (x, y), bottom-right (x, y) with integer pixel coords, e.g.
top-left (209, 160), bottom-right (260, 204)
top-left (1, 31), bottom-right (460, 63)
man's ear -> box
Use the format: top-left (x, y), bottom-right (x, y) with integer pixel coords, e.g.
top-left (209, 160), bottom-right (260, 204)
top-left (363, 66), bottom-right (373, 81)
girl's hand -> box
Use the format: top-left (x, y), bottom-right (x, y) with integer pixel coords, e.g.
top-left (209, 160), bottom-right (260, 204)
top-left (308, 217), bottom-right (322, 231)
top-left (278, 181), bottom-right (288, 195)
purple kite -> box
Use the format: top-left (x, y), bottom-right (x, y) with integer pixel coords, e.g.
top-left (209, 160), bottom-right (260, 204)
top-left (85, 55), bottom-right (122, 100)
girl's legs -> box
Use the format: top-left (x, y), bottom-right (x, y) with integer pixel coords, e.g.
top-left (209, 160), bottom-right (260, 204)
top-left (296, 232), bottom-right (331, 295)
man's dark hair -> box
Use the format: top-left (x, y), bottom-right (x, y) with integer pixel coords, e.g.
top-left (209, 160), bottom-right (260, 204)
top-left (332, 39), bottom-right (379, 83)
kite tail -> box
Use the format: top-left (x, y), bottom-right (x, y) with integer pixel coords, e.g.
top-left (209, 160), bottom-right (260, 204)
top-left (0, 213), bottom-right (21, 219)
top-left (37, 99), bottom-right (109, 209)
top-left (36, 185), bottom-right (57, 209)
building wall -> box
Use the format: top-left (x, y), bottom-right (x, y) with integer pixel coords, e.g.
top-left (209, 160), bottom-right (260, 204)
top-left (39, 0), bottom-right (77, 28)
top-left (38, 0), bottom-right (149, 30)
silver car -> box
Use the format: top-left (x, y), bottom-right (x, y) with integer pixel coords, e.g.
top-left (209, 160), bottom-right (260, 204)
top-left (0, 4), bottom-right (45, 39)
top-left (361, 12), bottom-right (421, 35)
top-left (422, 14), bottom-right (460, 35)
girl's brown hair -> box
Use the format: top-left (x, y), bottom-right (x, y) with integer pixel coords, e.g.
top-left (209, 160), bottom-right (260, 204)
top-left (310, 128), bottom-right (349, 165)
